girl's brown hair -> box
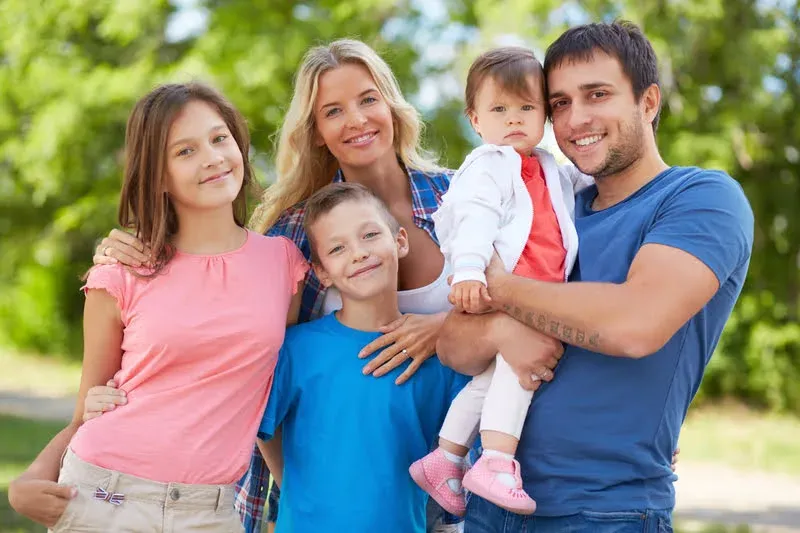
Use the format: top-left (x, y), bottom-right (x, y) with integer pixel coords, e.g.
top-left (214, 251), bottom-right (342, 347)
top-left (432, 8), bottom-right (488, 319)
top-left (120, 82), bottom-right (253, 275)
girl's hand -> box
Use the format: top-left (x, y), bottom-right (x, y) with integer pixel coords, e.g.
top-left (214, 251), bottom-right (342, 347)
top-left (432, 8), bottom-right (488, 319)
top-left (82, 380), bottom-right (127, 422)
top-left (358, 313), bottom-right (446, 385)
top-left (93, 229), bottom-right (151, 267)
top-left (8, 478), bottom-right (76, 528)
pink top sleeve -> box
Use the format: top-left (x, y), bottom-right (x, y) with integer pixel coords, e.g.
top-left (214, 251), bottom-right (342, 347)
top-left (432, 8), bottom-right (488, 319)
top-left (81, 264), bottom-right (129, 318)
top-left (279, 236), bottom-right (309, 295)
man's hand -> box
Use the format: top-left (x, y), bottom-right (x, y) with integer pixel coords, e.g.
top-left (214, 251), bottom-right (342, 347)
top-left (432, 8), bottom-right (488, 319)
top-left (8, 478), bottom-right (76, 528)
top-left (492, 313), bottom-right (564, 390)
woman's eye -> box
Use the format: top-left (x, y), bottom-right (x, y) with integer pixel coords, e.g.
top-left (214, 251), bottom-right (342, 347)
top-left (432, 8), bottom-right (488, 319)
top-left (325, 108), bottom-right (341, 118)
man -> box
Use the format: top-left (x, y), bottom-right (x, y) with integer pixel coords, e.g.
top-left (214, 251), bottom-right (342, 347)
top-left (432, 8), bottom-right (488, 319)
top-left (437, 21), bottom-right (754, 532)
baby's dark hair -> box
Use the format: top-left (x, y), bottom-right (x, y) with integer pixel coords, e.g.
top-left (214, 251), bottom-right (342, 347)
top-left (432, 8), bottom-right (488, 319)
top-left (303, 182), bottom-right (400, 263)
top-left (465, 46), bottom-right (545, 114)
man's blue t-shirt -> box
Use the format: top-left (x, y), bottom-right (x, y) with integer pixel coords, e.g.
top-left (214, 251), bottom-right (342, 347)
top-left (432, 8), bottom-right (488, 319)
top-left (258, 313), bottom-right (468, 533)
top-left (519, 166), bottom-right (753, 514)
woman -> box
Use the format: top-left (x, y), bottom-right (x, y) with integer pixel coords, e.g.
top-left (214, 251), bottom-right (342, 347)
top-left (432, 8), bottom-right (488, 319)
top-left (90, 39), bottom-right (461, 533)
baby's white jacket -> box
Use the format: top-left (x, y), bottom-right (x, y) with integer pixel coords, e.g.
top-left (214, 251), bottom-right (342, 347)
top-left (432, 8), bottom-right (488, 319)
top-left (433, 144), bottom-right (594, 286)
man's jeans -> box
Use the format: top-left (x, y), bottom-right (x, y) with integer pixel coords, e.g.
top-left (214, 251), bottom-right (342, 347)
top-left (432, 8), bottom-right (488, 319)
top-left (465, 495), bottom-right (673, 533)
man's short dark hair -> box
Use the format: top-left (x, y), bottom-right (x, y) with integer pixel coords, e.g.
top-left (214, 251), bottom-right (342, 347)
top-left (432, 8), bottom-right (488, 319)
top-left (544, 20), bottom-right (662, 132)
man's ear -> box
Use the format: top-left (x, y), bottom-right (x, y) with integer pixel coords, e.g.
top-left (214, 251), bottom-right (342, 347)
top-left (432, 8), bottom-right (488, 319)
top-left (395, 227), bottom-right (410, 259)
top-left (641, 83), bottom-right (661, 128)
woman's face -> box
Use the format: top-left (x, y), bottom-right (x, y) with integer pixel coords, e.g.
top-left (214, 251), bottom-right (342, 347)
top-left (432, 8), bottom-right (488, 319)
top-left (313, 63), bottom-right (396, 171)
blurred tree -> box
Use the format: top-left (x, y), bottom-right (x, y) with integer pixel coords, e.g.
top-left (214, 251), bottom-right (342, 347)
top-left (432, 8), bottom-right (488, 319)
top-left (0, 0), bottom-right (797, 413)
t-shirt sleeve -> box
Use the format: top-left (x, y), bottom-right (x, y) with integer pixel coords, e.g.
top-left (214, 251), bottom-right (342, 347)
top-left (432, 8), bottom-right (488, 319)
top-left (643, 171), bottom-right (754, 285)
top-left (280, 237), bottom-right (309, 295)
top-left (258, 344), bottom-right (296, 441)
top-left (81, 264), bottom-right (129, 318)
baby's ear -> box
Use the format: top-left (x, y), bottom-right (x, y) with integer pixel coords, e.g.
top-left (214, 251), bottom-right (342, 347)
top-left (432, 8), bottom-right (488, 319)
top-left (395, 227), bottom-right (410, 259)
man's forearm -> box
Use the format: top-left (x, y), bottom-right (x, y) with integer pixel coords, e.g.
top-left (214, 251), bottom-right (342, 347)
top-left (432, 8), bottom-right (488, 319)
top-left (437, 311), bottom-right (498, 375)
top-left (491, 275), bottom-right (650, 357)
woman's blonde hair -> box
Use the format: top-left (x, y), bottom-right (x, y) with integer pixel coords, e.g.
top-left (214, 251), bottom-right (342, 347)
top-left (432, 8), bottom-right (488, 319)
top-left (251, 39), bottom-right (441, 233)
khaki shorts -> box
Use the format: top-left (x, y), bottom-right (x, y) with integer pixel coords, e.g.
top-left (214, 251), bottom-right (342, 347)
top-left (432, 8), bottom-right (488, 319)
top-left (50, 449), bottom-right (244, 533)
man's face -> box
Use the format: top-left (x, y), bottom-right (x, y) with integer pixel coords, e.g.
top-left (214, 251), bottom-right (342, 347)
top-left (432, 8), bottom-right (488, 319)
top-left (547, 51), bottom-right (647, 178)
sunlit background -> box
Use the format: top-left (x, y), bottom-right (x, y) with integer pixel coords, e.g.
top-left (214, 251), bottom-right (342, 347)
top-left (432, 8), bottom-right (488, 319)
top-left (0, 1), bottom-right (798, 531)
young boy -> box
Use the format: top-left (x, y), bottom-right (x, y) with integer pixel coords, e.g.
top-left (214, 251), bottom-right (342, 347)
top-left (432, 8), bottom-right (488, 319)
top-left (256, 182), bottom-right (467, 533)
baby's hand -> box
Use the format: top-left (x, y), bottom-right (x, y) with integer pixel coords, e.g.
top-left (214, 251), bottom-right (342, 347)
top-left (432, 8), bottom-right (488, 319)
top-left (450, 280), bottom-right (492, 314)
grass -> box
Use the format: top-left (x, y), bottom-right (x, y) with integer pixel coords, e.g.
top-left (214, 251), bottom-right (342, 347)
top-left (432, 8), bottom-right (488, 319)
top-left (0, 415), bottom-right (63, 533)
top-left (680, 402), bottom-right (800, 476)
top-left (0, 351), bottom-right (80, 397)
top-left (0, 353), bottom-right (795, 532)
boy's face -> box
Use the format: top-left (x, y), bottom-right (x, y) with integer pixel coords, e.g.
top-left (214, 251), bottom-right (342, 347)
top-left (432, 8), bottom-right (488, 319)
top-left (309, 199), bottom-right (409, 302)
top-left (469, 75), bottom-right (546, 156)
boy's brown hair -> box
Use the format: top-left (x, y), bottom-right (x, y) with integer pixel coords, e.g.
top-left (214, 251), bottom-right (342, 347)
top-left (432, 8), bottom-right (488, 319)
top-left (120, 82), bottom-right (253, 275)
top-left (465, 46), bottom-right (546, 114)
top-left (303, 182), bottom-right (400, 264)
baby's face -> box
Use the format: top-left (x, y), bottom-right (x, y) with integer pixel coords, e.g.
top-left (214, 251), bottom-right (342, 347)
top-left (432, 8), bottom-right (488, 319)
top-left (469, 75), bottom-right (546, 156)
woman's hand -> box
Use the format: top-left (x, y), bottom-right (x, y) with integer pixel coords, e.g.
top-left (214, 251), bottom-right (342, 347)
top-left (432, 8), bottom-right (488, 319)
top-left (8, 478), bottom-right (76, 528)
top-left (358, 313), bottom-right (447, 385)
top-left (93, 229), bottom-right (151, 267)
top-left (82, 380), bottom-right (127, 422)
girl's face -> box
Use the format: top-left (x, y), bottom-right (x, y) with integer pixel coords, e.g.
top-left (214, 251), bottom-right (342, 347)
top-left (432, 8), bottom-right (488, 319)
top-left (313, 63), bottom-right (396, 170)
top-left (165, 100), bottom-right (244, 214)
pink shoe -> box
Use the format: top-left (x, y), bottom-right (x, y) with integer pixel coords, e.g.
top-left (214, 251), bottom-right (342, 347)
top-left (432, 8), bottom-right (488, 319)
top-left (462, 454), bottom-right (536, 515)
top-left (409, 448), bottom-right (467, 516)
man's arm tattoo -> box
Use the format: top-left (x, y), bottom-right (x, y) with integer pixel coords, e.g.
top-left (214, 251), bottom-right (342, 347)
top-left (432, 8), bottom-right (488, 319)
top-left (505, 305), bottom-right (601, 350)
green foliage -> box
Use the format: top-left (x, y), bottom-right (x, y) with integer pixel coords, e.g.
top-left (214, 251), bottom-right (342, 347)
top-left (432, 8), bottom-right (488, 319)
top-left (0, 1), bottom-right (797, 413)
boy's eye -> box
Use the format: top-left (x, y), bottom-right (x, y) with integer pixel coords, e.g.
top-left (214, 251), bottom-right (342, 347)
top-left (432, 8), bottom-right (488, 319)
top-left (328, 245), bottom-right (344, 254)
top-left (364, 231), bottom-right (380, 239)
top-left (491, 106), bottom-right (505, 112)
top-left (522, 104), bottom-right (535, 111)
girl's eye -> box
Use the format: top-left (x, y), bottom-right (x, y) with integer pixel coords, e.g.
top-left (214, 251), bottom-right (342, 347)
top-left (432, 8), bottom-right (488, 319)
top-left (213, 134), bottom-right (228, 143)
top-left (177, 147), bottom-right (193, 157)
top-left (362, 96), bottom-right (378, 104)
top-left (364, 231), bottom-right (380, 238)
top-left (329, 245), bottom-right (344, 254)
top-left (491, 106), bottom-right (505, 112)
top-left (325, 107), bottom-right (341, 118)
top-left (522, 104), bottom-right (535, 111)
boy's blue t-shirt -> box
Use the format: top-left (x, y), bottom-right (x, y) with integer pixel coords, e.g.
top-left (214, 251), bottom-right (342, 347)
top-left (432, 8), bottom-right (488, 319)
top-left (518, 166), bottom-right (754, 514)
top-left (258, 313), bottom-right (468, 533)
